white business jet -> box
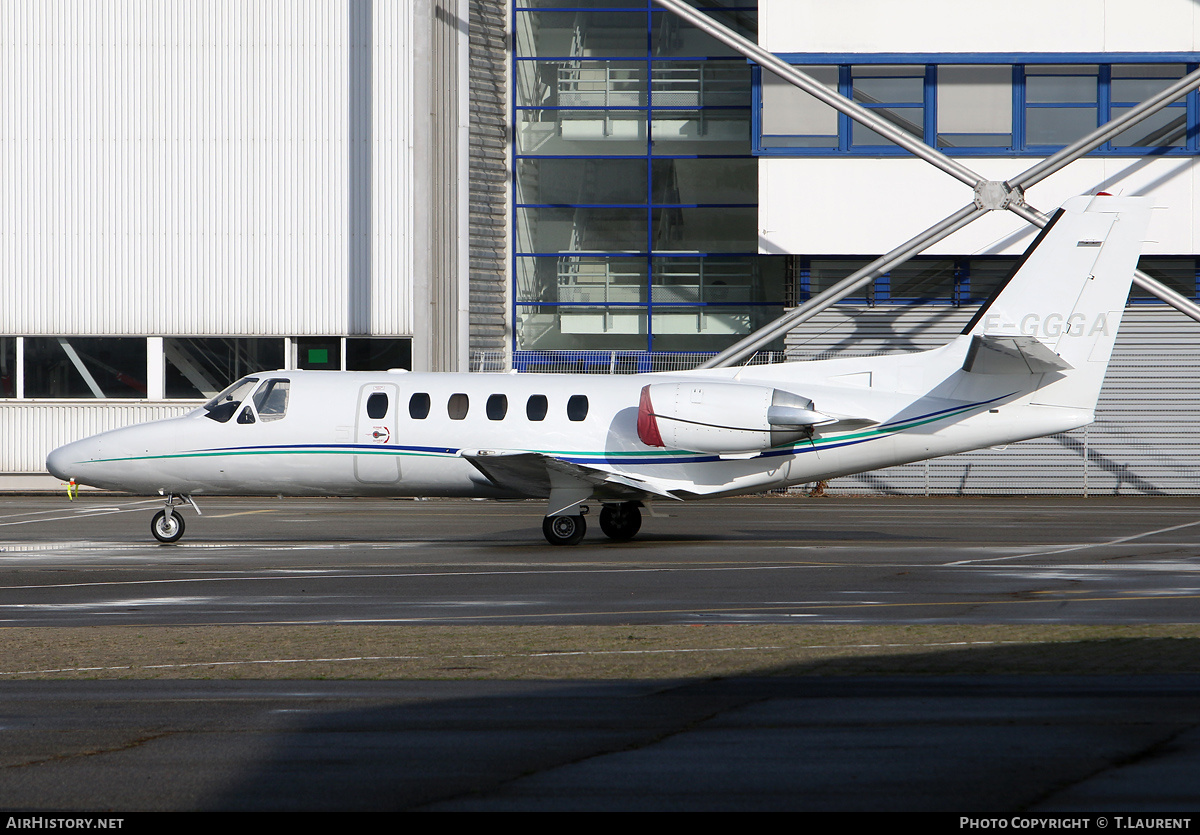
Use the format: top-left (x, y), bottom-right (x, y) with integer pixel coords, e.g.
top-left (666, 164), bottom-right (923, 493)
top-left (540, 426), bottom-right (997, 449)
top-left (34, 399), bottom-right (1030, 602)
top-left (47, 194), bottom-right (1150, 545)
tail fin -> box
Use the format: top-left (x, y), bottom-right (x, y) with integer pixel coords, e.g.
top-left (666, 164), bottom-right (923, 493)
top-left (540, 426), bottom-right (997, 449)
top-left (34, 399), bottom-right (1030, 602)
top-left (961, 193), bottom-right (1151, 410)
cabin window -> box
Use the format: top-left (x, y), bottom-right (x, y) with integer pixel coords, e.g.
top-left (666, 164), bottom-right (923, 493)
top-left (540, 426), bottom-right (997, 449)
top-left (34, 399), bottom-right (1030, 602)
top-left (366, 392), bottom-right (389, 420)
top-left (486, 394), bottom-right (508, 420)
top-left (527, 394), bottom-right (548, 421)
top-left (448, 393), bottom-right (469, 420)
top-left (202, 377), bottom-right (260, 423)
top-left (567, 395), bottom-right (589, 421)
top-left (254, 379), bottom-right (290, 422)
top-left (409, 392), bottom-right (430, 419)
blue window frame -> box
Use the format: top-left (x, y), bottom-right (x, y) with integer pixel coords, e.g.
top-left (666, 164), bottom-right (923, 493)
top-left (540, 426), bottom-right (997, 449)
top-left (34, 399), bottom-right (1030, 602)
top-left (755, 54), bottom-right (1200, 157)
top-left (792, 255), bottom-right (1200, 308)
top-left (512, 2), bottom-right (783, 355)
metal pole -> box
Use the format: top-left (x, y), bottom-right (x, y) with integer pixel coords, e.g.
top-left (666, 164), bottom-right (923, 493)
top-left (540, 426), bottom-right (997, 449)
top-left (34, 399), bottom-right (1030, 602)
top-left (698, 204), bottom-right (987, 368)
top-left (1130, 270), bottom-right (1200, 324)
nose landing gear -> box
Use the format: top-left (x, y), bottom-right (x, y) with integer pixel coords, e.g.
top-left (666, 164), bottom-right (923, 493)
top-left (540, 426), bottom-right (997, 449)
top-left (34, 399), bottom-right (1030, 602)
top-left (151, 494), bottom-right (199, 544)
top-left (151, 508), bottom-right (185, 543)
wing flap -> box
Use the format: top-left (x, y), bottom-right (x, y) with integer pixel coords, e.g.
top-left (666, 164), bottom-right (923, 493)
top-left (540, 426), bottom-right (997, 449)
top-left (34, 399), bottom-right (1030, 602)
top-left (460, 449), bottom-right (683, 514)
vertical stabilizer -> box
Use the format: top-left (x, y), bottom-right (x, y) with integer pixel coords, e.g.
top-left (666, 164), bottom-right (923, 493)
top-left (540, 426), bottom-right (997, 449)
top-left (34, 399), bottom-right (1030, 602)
top-left (961, 194), bottom-right (1151, 410)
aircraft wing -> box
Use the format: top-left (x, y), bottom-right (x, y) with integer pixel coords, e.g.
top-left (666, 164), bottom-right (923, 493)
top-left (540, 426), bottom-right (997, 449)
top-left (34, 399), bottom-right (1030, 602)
top-left (460, 449), bottom-right (683, 515)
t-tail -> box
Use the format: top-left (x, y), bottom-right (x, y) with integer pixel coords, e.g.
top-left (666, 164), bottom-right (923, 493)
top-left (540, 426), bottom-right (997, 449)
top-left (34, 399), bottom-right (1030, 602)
top-left (958, 193), bottom-right (1152, 414)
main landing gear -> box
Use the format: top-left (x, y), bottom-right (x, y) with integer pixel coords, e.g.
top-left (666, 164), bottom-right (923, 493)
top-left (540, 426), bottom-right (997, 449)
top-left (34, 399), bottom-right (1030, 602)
top-left (541, 502), bottom-right (642, 546)
top-left (542, 512), bottom-right (587, 546)
top-left (599, 502), bottom-right (642, 541)
top-left (151, 494), bottom-right (199, 544)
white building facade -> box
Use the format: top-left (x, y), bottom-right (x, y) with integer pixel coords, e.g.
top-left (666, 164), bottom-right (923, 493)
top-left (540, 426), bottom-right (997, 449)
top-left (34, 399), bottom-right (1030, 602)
top-left (752, 0), bottom-right (1200, 494)
top-left (0, 0), bottom-right (486, 484)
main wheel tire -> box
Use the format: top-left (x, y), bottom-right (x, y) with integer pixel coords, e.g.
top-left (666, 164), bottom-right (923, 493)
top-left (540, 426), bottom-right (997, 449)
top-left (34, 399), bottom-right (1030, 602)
top-left (543, 514), bottom-right (586, 546)
top-left (151, 509), bottom-right (185, 544)
top-left (599, 502), bottom-right (642, 541)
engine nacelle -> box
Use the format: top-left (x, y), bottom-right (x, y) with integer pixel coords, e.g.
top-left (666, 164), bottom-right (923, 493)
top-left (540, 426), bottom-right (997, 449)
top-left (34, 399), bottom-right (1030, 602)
top-left (637, 382), bottom-right (831, 454)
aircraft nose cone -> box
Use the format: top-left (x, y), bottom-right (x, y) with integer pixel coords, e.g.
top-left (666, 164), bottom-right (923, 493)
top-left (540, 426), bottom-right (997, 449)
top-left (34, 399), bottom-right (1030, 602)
top-left (46, 440), bottom-right (90, 481)
top-left (45, 445), bottom-right (70, 481)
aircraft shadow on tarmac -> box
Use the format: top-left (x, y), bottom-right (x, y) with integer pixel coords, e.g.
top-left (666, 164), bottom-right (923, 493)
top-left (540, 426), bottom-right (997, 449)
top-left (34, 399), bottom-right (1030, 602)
top-left (200, 639), bottom-right (1200, 813)
top-left (9, 639), bottom-right (1195, 813)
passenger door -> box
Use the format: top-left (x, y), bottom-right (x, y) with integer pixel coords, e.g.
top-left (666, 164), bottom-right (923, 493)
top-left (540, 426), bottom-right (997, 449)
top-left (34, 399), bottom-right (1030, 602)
top-left (354, 383), bottom-right (401, 484)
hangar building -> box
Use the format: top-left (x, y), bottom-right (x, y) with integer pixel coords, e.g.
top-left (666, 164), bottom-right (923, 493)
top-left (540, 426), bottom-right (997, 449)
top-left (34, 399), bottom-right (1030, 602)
top-left (3, 0), bottom-right (1199, 495)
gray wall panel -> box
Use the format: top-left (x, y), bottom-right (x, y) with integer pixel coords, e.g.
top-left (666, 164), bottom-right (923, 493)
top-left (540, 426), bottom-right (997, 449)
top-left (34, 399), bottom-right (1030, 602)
top-left (787, 305), bottom-right (1200, 495)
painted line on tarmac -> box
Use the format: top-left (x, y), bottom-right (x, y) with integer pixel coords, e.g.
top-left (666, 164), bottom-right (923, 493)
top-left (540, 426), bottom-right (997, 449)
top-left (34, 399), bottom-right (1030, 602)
top-left (0, 501), bottom-right (161, 527)
top-left (944, 517), bottom-right (1200, 565)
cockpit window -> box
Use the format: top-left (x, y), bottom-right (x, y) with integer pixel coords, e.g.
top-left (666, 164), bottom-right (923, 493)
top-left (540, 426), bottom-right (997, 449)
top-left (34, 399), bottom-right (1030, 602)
top-left (202, 377), bottom-right (260, 423)
top-left (253, 379), bottom-right (290, 422)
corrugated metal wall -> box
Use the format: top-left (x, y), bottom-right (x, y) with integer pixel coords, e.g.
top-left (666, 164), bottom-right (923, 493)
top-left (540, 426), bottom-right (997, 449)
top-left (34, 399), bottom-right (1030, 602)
top-left (1, 402), bottom-right (194, 474)
top-left (0, 0), bottom-right (415, 337)
top-left (468, 0), bottom-right (509, 356)
top-left (786, 305), bottom-right (1200, 495)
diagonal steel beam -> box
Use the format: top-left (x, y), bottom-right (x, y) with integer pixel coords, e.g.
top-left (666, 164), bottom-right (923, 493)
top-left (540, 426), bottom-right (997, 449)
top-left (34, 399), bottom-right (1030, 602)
top-left (653, 0), bottom-right (1200, 367)
top-left (698, 205), bottom-right (986, 368)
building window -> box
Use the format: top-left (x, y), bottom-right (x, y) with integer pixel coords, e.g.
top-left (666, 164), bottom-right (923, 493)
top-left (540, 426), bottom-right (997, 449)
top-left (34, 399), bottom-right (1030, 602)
top-left (937, 65), bottom-right (1013, 149)
top-left (755, 57), bottom-right (1199, 157)
top-left (165, 338), bottom-right (285, 399)
top-left (23, 337), bottom-right (147, 399)
top-left (0, 338), bottom-right (15, 398)
top-left (850, 65), bottom-right (926, 148)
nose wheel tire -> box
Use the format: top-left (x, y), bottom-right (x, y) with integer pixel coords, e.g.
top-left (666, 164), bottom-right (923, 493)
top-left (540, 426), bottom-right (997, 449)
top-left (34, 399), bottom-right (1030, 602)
top-left (543, 514), bottom-right (586, 546)
top-left (151, 510), bottom-right (185, 544)
top-left (599, 503), bottom-right (642, 541)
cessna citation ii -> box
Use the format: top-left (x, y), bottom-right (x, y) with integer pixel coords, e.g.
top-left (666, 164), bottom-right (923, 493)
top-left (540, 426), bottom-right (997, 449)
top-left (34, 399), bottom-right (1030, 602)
top-left (47, 194), bottom-right (1150, 545)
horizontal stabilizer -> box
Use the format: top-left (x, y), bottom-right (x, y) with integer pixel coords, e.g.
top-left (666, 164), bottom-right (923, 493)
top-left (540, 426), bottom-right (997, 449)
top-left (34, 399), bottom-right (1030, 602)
top-left (963, 334), bottom-right (1073, 375)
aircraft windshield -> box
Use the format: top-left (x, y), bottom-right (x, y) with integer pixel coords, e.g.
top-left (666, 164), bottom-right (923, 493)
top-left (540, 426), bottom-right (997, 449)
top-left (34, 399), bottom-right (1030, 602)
top-left (202, 377), bottom-right (259, 423)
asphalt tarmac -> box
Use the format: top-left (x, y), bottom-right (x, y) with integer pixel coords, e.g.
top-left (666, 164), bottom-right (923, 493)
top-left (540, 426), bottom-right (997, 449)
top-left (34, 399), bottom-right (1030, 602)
top-left (2, 495), bottom-right (1200, 626)
top-left (2, 495), bottom-right (1200, 812)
